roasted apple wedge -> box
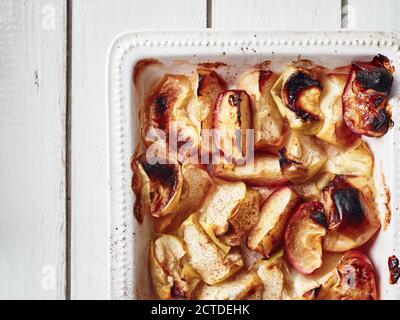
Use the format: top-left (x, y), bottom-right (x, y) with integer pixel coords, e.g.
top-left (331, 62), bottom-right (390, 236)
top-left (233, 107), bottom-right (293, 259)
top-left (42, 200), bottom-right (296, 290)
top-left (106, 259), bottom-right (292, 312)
top-left (317, 67), bottom-right (359, 146)
top-left (292, 172), bottom-right (333, 201)
top-left (154, 164), bottom-right (213, 233)
top-left (143, 74), bottom-right (199, 149)
top-left (322, 175), bottom-right (381, 252)
top-left (253, 251), bottom-right (285, 300)
top-left (194, 270), bottom-right (262, 300)
top-left (281, 251), bottom-right (342, 300)
top-left (212, 90), bottom-right (252, 162)
top-left (237, 68), bottom-right (285, 150)
top-left (322, 250), bottom-right (378, 300)
top-left (247, 187), bottom-right (300, 257)
top-left (324, 140), bottom-right (374, 178)
top-left (131, 154), bottom-right (182, 220)
top-left (179, 214), bottom-right (243, 285)
top-left (199, 179), bottom-right (260, 248)
top-left (213, 153), bottom-right (288, 186)
top-left (343, 55), bottom-right (394, 137)
top-left (196, 68), bottom-right (227, 130)
top-left (278, 132), bottom-right (327, 184)
top-left (149, 235), bottom-right (200, 299)
top-left (271, 60), bottom-right (324, 135)
top-left (284, 202), bottom-right (327, 275)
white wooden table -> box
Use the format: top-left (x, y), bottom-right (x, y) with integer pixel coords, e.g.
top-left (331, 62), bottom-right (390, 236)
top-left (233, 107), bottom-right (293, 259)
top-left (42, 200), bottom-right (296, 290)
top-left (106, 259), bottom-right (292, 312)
top-left (1, 0), bottom-right (399, 300)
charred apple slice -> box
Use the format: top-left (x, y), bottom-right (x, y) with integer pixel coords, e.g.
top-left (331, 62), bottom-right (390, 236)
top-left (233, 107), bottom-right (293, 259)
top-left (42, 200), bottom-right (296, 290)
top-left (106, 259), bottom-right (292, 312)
top-left (149, 235), bottom-right (200, 299)
top-left (199, 180), bottom-right (260, 248)
top-left (237, 68), bottom-right (285, 150)
top-left (271, 60), bottom-right (324, 135)
top-left (323, 250), bottom-right (378, 300)
top-left (284, 202), bottom-right (327, 275)
top-left (322, 175), bottom-right (381, 252)
top-left (247, 187), bottom-right (301, 257)
top-left (212, 90), bottom-right (252, 162)
top-left (194, 270), bottom-right (262, 300)
top-left (196, 68), bottom-right (227, 129)
top-left (317, 67), bottom-right (359, 146)
top-left (342, 55), bottom-right (394, 137)
top-left (213, 153), bottom-right (288, 187)
top-left (179, 214), bottom-right (243, 285)
top-left (154, 164), bottom-right (213, 233)
top-left (131, 154), bottom-right (182, 219)
top-left (144, 74), bottom-right (199, 148)
top-left (278, 132), bottom-right (327, 184)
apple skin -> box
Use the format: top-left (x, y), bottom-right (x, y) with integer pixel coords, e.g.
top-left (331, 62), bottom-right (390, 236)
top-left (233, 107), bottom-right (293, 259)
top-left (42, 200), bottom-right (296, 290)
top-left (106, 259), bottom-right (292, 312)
top-left (284, 201), bottom-right (327, 275)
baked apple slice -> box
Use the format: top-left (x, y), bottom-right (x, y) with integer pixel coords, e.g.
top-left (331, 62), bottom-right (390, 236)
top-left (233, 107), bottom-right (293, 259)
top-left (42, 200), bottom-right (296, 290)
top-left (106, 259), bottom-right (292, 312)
top-left (317, 67), bottom-right (359, 146)
top-left (322, 250), bottom-right (378, 300)
top-left (213, 153), bottom-right (288, 186)
top-left (149, 235), bottom-right (200, 299)
top-left (179, 214), bottom-right (243, 285)
top-left (253, 251), bottom-right (285, 300)
top-left (281, 251), bottom-right (342, 299)
top-left (194, 270), bottom-right (262, 300)
top-left (212, 90), bottom-right (252, 162)
top-left (154, 164), bottom-right (213, 233)
top-left (143, 74), bottom-right (199, 151)
top-left (237, 68), bottom-right (285, 150)
top-left (278, 132), bottom-right (327, 184)
top-left (131, 154), bottom-right (182, 220)
top-left (343, 55), bottom-right (394, 137)
top-left (196, 68), bottom-right (227, 130)
top-left (292, 172), bottom-right (333, 201)
top-left (324, 140), bottom-right (374, 178)
top-left (199, 180), bottom-right (260, 248)
top-left (284, 201), bottom-right (327, 274)
top-left (322, 175), bottom-right (381, 252)
top-left (271, 60), bottom-right (324, 135)
top-left (247, 187), bottom-right (300, 257)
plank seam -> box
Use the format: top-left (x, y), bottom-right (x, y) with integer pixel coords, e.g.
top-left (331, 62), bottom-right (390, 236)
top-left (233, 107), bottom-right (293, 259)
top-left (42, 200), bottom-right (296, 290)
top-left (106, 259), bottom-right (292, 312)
top-left (66, 0), bottom-right (72, 300)
top-left (341, 0), bottom-right (349, 28)
top-left (207, 0), bottom-right (212, 28)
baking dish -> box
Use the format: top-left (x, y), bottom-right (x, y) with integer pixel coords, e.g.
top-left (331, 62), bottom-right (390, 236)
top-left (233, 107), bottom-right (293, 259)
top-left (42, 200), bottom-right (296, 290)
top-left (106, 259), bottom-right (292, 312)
top-left (106, 31), bottom-right (400, 300)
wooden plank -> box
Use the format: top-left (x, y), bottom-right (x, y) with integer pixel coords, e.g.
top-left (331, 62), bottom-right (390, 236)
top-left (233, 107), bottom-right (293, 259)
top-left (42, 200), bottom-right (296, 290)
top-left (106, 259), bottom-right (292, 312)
top-left (71, 0), bottom-right (207, 299)
top-left (0, 0), bottom-right (66, 299)
top-left (346, 0), bottom-right (400, 30)
top-left (212, 0), bottom-right (342, 29)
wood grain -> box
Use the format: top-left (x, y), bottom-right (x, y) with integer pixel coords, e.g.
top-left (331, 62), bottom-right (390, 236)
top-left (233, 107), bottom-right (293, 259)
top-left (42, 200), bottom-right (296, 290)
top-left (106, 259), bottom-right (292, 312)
top-left (346, 0), bottom-right (400, 30)
top-left (212, 0), bottom-right (342, 29)
top-left (70, 0), bottom-right (207, 299)
top-left (0, 0), bottom-right (66, 299)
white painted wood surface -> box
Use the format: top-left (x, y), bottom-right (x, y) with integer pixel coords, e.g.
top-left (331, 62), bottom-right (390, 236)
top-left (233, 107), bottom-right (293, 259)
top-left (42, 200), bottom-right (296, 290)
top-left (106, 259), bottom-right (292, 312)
top-left (70, 0), bottom-right (206, 299)
top-left (0, 0), bottom-right (66, 299)
top-left (346, 0), bottom-right (400, 30)
top-left (212, 0), bottom-right (342, 29)
top-left (2, 0), bottom-right (400, 299)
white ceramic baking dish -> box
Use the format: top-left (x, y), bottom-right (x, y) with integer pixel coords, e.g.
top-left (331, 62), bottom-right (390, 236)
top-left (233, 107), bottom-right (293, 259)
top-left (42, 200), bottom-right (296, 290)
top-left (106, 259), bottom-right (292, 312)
top-left (106, 31), bottom-right (400, 300)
